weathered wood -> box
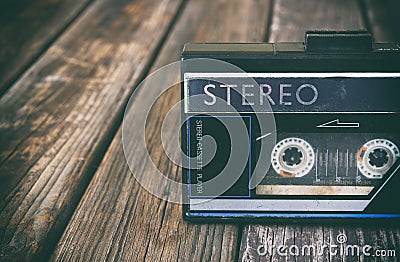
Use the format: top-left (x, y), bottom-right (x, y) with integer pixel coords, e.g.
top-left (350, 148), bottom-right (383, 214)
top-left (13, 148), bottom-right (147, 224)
top-left (268, 0), bottom-right (364, 42)
top-left (0, 0), bottom-right (93, 96)
top-left (363, 0), bottom-right (400, 42)
top-left (0, 0), bottom-right (183, 260)
top-left (240, 0), bottom-right (399, 261)
top-left (51, 0), bottom-right (272, 261)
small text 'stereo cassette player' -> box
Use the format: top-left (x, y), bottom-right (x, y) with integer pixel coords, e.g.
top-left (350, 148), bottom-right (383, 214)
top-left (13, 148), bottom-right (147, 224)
top-left (181, 31), bottom-right (400, 221)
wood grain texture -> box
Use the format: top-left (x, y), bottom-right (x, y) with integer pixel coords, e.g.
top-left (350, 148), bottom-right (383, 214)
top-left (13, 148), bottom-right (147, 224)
top-left (240, 0), bottom-right (399, 261)
top-left (0, 0), bottom-right (182, 260)
top-left (363, 0), bottom-right (400, 42)
top-left (268, 0), bottom-right (364, 42)
top-left (0, 0), bottom-right (93, 96)
top-left (51, 0), bottom-right (271, 261)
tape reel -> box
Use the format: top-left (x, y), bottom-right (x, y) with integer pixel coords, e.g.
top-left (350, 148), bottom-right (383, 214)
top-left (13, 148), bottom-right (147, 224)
top-left (271, 137), bottom-right (315, 178)
top-left (357, 139), bottom-right (400, 179)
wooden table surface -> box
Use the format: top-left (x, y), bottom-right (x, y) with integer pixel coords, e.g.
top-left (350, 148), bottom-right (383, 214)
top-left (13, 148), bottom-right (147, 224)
top-left (1, 0), bottom-right (399, 261)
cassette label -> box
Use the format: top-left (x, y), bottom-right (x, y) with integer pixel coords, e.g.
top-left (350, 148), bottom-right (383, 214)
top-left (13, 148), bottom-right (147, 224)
top-left (185, 73), bottom-right (400, 113)
top-left (187, 115), bottom-right (251, 198)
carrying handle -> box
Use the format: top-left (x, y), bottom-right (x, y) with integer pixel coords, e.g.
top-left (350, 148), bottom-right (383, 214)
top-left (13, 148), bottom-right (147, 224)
top-left (305, 30), bottom-right (372, 53)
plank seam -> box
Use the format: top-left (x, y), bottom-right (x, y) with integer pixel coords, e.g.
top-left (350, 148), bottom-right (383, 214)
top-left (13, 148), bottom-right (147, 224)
top-left (357, 0), bottom-right (374, 40)
top-left (0, 0), bottom-right (97, 98)
top-left (264, 0), bottom-right (275, 42)
top-left (0, 91), bottom-right (86, 210)
top-left (46, 0), bottom-right (189, 260)
top-left (234, 224), bottom-right (243, 262)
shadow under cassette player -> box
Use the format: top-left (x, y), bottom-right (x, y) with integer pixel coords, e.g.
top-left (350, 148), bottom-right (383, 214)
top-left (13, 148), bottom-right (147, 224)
top-left (181, 31), bottom-right (400, 221)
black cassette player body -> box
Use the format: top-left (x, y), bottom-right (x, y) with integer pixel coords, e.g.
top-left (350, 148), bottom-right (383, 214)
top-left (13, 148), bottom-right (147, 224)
top-left (181, 31), bottom-right (400, 221)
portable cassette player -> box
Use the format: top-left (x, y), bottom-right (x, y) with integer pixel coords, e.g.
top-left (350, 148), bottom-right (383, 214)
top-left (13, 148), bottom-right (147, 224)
top-left (181, 31), bottom-right (400, 220)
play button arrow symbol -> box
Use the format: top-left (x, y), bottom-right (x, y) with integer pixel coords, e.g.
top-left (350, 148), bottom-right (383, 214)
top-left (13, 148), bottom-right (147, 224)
top-left (316, 119), bottom-right (360, 128)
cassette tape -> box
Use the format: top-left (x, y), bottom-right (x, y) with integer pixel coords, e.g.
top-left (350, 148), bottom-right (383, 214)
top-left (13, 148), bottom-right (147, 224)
top-left (181, 31), bottom-right (400, 220)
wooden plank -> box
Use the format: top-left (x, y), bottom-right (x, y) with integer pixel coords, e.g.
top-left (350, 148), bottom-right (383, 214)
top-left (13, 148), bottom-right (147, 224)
top-left (0, 0), bottom-right (183, 260)
top-left (362, 0), bottom-right (400, 41)
top-left (268, 0), bottom-right (364, 42)
top-left (51, 0), bottom-right (272, 261)
top-left (239, 0), bottom-right (399, 261)
top-left (0, 0), bottom-right (93, 96)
